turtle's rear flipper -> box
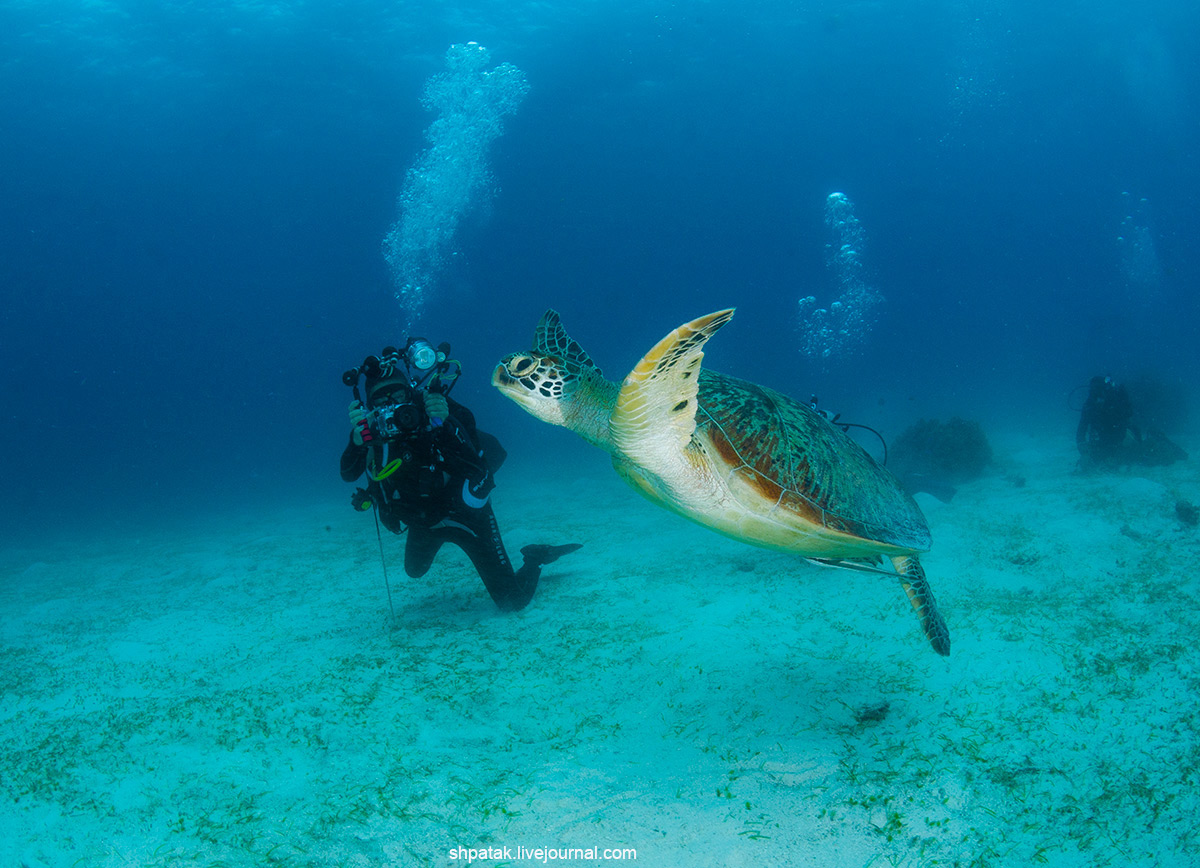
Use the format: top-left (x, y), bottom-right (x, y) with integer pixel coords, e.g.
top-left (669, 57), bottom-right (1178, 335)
top-left (891, 555), bottom-right (950, 656)
top-left (520, 543), bottom-right (583, 567)
top-left (899, 472), bottom-right (957, 503)
top-left (806, 556), bottom-right (890, 577)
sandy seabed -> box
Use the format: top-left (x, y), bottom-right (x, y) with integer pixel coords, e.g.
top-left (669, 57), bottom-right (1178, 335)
top-left (3, 432), bottom-right (1199, 868)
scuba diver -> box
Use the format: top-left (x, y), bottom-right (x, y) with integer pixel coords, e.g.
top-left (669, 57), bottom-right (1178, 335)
top-left (341, 337), bottom-right (580, 611)
top-left (1076, 376), bottom-right (1137, 468)
top-left (1076, 375), bottom-right (1186, 469)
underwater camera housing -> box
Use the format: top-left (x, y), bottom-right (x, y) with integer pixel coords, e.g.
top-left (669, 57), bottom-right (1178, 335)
top-left (364, 390), bottom-right (425, 441)
top-left (342, 349), bottom-right (427, 443)
top-left (341, 340), bottom-right (460, 442)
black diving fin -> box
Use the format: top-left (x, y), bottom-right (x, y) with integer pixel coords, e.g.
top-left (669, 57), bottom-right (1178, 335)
top-left (520, 543), bottom-right (583, 567)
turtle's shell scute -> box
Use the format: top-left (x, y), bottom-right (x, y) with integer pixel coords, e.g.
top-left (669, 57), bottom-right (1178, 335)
top-left (696, 371), bottom-right (931, 551)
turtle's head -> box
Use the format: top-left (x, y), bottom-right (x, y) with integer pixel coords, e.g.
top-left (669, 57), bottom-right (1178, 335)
top-left (492, 352), bottom-right (577, 427)
top-left (493, 310), bottom-right (621, 450)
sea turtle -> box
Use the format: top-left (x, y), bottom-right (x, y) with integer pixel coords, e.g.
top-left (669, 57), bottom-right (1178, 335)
top-left (492, 309), bottom-right (950, 655)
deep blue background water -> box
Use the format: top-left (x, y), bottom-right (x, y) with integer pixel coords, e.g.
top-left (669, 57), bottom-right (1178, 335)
top-left (1, 0), bottom-right (1197, 535)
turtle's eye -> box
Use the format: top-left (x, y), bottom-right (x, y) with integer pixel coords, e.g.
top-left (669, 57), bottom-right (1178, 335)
top-left (507, 355), bottom-right (536, 376)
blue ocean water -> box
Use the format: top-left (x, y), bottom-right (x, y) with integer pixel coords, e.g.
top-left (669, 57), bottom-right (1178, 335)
top-left (4, 5), bottom-right (1200, 865)
top-left (0, 1), bottom-right (1196, 523)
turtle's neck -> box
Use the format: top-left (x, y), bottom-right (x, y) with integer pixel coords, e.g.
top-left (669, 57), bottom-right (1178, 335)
top-left (565, 374), bottom-right (621, 452)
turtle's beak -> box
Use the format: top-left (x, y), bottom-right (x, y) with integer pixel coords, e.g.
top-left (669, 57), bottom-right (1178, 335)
top-left (492, 361), bottom-right (530, 409)
top-left (492, 363), bottom-right (514, 388)
top-left (492, 356), bottom-right (566, 426)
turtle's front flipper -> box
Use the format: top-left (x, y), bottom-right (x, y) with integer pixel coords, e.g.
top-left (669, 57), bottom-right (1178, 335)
top-left (891, 555), bottom-right (950, 656)
top-left (611, 309), bottom-right (735, 461)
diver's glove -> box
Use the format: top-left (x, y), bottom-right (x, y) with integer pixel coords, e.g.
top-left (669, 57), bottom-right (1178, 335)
top-left (350, 487), bottom-right (373, 512)
top-left (348, 400), bottom-right (368, 446)
top-left (422, 391), bottom-right (449, 428)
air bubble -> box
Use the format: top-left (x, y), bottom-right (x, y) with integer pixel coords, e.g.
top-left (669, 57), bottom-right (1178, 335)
top-left (796, 192), bottom-right (883, 361)
top-left (1118, 194), bottom-right (1161, 295)
top-left (382, 44), bottom-right (529, 327)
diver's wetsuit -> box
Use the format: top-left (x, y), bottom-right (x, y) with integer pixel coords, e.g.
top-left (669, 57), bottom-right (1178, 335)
top-left (1075, 377), bottom-right (1186, 469)
top-left (341, 396), bottom-right (574, 610)
top-left (1076, 377), bottom-right (1137, 468)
